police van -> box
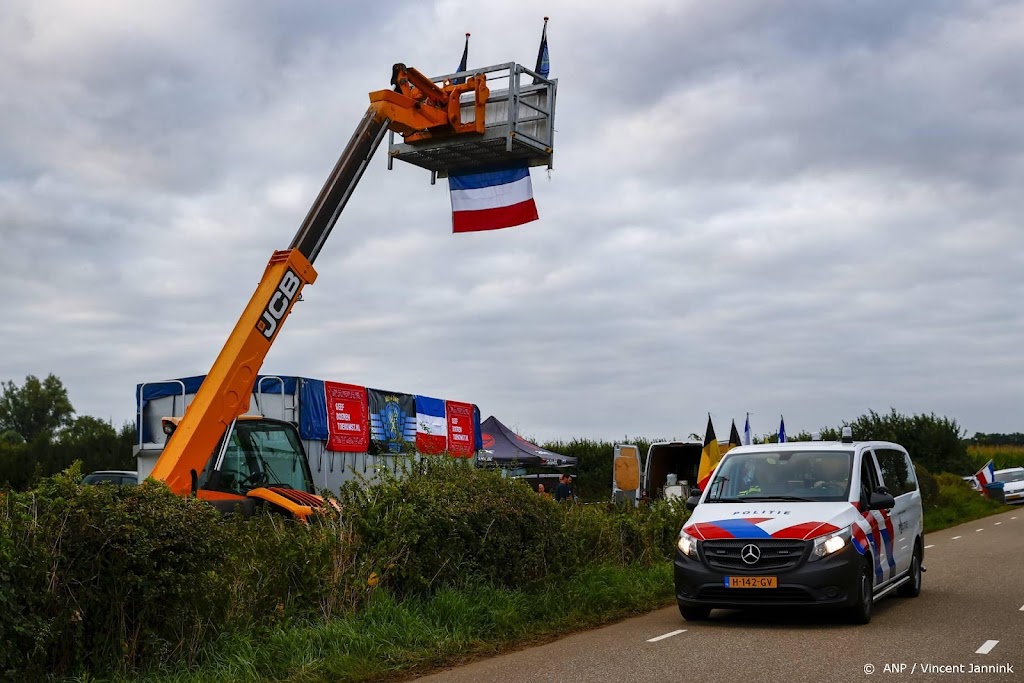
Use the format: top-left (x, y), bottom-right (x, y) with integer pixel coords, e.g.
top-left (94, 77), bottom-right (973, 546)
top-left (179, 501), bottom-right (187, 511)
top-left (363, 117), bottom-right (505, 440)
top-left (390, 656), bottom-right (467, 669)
top-left (675, 428), bottom-right (923, 624)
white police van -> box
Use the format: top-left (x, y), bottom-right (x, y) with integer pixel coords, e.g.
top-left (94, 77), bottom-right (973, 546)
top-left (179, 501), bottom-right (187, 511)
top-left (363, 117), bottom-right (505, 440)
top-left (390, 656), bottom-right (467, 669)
top-left (675, 428), bottom-right (923, 624)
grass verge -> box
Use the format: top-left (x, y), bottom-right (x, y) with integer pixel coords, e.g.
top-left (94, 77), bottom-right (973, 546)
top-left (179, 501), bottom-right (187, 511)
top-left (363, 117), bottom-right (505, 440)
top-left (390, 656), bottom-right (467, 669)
top-left (922, 473), bottom-right (1009, 533)
top-left (91, 563), bottom-right (673, 683)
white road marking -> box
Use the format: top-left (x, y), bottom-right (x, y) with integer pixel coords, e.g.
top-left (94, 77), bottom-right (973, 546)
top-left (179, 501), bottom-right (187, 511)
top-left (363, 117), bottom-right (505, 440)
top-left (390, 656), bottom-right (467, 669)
top-left (995, 522), bottom-right (1002, 525)
top-left (924, 544), bottom-right (935, 549)
top-left (976, 528), bottom-right (984, 532)
top-left (1013, 517), bottom-right (1018, 520)
top-left (1019, 604), bottom-right (1024, 612)
top-left (647, 629), bottom-right (686, 643)
top-left (976, 640), bottom-right (999, 655)
top-left (952, 536), bottom-right (962, 540)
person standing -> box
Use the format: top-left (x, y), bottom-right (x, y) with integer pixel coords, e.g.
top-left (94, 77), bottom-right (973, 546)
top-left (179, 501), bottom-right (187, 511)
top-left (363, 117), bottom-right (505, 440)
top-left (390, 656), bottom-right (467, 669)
top-left (554, 474), bottom-right (575, 502)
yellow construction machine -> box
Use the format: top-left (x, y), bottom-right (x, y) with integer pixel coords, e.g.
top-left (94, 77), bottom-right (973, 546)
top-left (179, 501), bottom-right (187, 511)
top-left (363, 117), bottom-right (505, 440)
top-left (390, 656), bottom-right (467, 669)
top-left (149, 65), bottom-right (490, 519)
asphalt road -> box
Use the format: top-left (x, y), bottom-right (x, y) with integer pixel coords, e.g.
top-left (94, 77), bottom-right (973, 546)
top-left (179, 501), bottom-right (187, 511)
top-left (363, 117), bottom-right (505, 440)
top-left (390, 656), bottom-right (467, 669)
top-left (414, 508), bottom-right (1023, 683)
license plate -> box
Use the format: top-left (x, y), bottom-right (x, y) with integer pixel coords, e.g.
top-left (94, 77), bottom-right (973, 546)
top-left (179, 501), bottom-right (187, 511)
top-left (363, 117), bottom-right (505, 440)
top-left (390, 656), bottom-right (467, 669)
top-left (725, 576), bottom-right (777, 588)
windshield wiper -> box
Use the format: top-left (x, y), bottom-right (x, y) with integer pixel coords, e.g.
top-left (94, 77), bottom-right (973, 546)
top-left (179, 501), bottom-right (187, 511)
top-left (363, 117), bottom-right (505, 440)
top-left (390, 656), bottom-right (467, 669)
top-left (706, 497), bottom-right (743, 503)
top-left (740, 495), bottom-right (815, 502)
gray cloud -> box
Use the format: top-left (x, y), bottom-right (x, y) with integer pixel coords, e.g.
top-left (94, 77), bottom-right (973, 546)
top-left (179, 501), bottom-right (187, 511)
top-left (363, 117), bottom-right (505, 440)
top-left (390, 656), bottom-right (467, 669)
top-left (1, 0), bottom-right (1021, 445)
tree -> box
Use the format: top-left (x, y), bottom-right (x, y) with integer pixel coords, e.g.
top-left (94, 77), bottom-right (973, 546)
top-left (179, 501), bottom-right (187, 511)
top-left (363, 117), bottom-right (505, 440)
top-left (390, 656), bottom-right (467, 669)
top-left (0, 374), bottom-right (75, 443)
top-left (843, 409), bottom-right (971, 475)
top-left (55, 416), bottom-right (136, 474)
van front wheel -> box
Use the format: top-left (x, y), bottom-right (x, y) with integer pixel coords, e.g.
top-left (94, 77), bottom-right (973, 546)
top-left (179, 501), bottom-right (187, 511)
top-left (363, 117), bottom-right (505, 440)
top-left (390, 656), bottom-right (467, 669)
top-left (898, 544), bottom-right (922, 598)
top-left (847, 556), bottom-right (874, 624)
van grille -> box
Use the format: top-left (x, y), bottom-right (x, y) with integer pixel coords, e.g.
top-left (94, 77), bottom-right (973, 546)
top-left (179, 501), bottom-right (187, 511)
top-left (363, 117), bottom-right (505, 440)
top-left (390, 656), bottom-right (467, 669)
top-left (701, 539), bottom-right (807, 572)
top-left (697, 586), bottom-right (815, 603)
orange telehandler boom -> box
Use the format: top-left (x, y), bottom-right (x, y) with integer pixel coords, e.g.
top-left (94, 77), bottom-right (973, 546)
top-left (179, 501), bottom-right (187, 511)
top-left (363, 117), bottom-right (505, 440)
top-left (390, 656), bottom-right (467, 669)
top-left (148, 65), bottom-right (490, 519)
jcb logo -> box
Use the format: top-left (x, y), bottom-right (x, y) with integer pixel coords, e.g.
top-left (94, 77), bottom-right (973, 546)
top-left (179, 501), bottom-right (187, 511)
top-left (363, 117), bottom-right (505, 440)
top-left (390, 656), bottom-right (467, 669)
top-left (257, 268), bottom-right (302, 341)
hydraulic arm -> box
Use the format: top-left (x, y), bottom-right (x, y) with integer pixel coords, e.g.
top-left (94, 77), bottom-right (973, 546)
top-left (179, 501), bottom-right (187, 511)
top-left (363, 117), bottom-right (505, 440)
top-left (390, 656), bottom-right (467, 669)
top-left (151, 65), bottom-right (489, 496)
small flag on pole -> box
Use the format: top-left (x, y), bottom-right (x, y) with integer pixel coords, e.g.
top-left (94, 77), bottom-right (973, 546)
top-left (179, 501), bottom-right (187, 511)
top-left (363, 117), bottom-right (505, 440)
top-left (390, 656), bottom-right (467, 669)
top-left (727, 419), bottom-right (742, 453)
top-left (449, 161), bottom-right (539, 233)
top-left (743, 412), bottom-right (752, 445)
top-left (533, 17), bottom-right (550, 82)
top-left (778, 416), bottom-right (787, 443)
top-left (697, 415), bottom-right (722, 491)
top-left (974, 459), bottom-right (996, 496)
top-left (453, 33), bottom-right (469, 84)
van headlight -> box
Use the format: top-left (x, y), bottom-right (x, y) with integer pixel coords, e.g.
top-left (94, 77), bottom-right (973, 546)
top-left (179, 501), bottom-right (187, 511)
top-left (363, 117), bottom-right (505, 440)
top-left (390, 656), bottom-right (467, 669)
top-left (809, 527), bottom-right (851, 561)
top-left (677, 529), bottom-right (699, 559)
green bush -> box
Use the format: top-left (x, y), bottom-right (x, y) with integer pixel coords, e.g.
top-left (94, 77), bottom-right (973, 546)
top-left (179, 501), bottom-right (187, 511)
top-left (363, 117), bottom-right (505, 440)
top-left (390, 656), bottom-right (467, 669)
top-left (0, 466), bottom-right (228, 677)
top-left (923, 472), bottom-right (1005, 533)
top-left (217, 508), bottom-right (365, 626)
top-left (914, 462), bottom-right (940, 506)
top-left (842, 409), bottom-right (973, 474)
top-left (337, 458), bottom-right (568, 595)
top-left (561, 500), bottom-right (687, 567)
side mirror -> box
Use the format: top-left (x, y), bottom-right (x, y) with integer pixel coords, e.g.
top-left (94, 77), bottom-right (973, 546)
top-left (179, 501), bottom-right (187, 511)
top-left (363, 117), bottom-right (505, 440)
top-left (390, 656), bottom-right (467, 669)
top-left (685, 488), bottom-right (702, 511)
top-left (868, 489), bottom-right (895, 511)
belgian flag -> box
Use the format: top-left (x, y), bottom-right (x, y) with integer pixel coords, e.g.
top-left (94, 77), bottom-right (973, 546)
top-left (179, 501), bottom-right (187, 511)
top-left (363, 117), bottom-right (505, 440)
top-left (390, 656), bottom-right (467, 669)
top-left (696, 415), bottom-right (722, 491)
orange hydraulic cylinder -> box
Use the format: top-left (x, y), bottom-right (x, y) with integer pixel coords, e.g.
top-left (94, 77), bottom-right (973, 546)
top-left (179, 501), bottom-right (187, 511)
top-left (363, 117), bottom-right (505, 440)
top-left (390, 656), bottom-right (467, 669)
top-left (149, 249), bottom-right (317, 495)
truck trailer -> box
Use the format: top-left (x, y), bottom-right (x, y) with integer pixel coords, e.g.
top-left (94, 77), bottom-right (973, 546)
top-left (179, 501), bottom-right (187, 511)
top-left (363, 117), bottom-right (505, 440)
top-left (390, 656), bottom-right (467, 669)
top-left (136, 374), bottom-right (482, 496)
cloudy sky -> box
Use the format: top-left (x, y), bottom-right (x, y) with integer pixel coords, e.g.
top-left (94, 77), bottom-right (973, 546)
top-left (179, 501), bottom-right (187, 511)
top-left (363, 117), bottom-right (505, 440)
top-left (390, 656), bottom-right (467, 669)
top-left (2, 0), bottom-right (1021, 443)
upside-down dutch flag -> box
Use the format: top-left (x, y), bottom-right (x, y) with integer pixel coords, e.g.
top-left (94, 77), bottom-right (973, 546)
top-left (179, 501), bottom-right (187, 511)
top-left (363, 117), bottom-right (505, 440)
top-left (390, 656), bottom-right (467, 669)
top-left (449, 162), bottom-right (539, 233)
top-left (415, 395), bottom-right (448, 455)
top-left (975, 459), bottom-right (996, 496)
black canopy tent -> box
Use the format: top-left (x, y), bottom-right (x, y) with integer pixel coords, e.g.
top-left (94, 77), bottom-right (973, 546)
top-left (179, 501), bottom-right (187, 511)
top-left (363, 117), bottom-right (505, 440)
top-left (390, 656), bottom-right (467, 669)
top-left (478, 416), bottom-right (576, 468)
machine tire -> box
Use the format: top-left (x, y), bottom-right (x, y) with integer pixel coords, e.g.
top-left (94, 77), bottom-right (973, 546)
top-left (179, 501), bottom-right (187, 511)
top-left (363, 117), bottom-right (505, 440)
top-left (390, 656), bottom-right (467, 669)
top-left (678, 603), bottom-right (711, 621)
top-left (898, 543), bottom-right (923, 598)
top-left (847, 555), bottom-right (874, 624)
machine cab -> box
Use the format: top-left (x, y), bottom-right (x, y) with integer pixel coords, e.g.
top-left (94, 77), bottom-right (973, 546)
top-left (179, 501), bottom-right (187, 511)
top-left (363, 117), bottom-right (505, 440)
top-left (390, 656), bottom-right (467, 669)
top-left (163, 414), bottom-right (320, 517)
top-left (200, 416), bottom-right (315, 495)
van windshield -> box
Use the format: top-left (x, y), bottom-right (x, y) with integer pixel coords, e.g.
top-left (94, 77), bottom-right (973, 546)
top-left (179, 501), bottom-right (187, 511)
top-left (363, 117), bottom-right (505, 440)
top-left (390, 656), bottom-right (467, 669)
top-left (706, 450), bottom-right (853, 503)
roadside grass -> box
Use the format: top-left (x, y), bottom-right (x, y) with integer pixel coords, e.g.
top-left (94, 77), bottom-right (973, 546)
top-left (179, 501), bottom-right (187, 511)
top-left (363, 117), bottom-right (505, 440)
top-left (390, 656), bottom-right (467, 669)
top-left (922, 472), bottom-right (1008, 534)
top-left (89, 563), bottom-right (673, 683)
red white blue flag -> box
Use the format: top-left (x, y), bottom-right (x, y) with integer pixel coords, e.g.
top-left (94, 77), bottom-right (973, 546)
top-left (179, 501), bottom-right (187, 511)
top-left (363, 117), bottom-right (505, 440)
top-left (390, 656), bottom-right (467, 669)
top-left (415, 395), bottom-right (447, 455)
top-left (449, 162), bottom-right (539, 233)
top-left (975, 459), bottom-right (995, 495)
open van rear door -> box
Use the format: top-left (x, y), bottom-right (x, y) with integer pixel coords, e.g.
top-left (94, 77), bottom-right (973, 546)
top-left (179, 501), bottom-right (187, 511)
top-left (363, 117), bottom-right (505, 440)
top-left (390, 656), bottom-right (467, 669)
top-left (613, 444), bottom-right (642, 506)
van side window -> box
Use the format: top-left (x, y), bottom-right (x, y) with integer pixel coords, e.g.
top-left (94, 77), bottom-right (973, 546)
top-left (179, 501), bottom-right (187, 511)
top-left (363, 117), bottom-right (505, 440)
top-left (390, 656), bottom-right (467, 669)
top-left (875, 448), bottom-right (912, 496)
top-left (860, 451), bottom-right (881, 503)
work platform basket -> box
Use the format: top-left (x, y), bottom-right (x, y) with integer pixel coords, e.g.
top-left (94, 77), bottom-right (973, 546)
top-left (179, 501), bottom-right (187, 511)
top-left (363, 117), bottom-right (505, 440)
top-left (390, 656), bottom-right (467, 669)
top-left (387, 62), bottom-right (557, 181)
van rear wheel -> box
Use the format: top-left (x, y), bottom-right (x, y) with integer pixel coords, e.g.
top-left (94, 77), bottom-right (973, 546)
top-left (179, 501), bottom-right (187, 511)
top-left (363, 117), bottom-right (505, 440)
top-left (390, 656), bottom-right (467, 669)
top-left (678, 603), bottom-right (710, 621)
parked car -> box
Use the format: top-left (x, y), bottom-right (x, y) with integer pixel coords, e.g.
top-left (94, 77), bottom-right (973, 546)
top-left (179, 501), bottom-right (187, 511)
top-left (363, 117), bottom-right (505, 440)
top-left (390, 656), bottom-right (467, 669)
top-left (994, 467), bottom-right (1024, 504)
top-left (675, 428), bottom-right (923, 624)
top-left (83, 470), bottom-right (139, 486)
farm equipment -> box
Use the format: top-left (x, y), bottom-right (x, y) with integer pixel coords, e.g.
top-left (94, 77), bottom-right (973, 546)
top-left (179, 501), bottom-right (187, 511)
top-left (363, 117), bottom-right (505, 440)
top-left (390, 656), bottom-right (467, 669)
top-left (146, 62), bottom-right (555, 519)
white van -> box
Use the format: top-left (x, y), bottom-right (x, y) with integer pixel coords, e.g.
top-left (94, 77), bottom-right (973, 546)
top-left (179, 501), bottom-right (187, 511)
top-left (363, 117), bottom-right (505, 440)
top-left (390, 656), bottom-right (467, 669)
top-left (613, 441), bottom-right (704, 505)
top-left (675, 430), bottom-right (924, 624)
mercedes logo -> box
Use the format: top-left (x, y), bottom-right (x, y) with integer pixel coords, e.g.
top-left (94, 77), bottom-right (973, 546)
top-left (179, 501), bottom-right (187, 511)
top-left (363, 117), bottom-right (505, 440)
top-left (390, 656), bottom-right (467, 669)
top-left (740, 544), bottom-right (761, 565)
